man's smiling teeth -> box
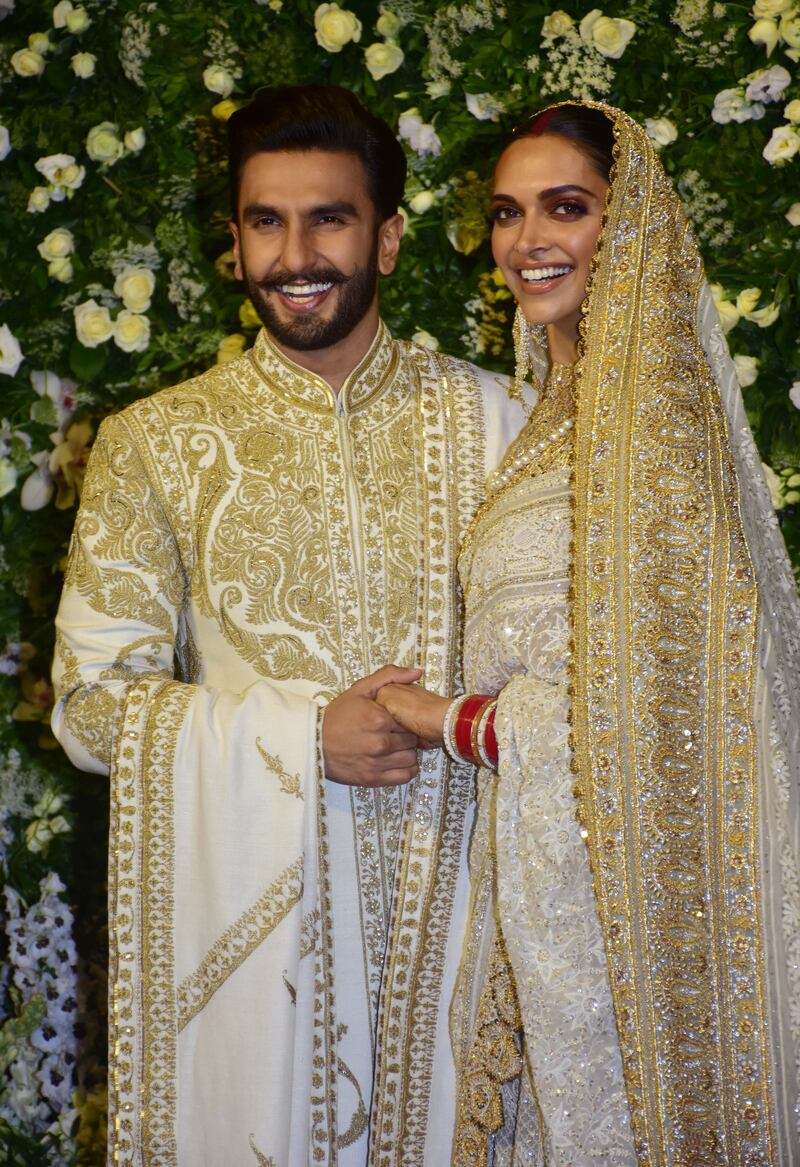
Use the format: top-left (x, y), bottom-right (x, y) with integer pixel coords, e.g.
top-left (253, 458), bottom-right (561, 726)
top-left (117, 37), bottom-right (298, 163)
top-left (278, 281), bottom-right (334, 298)
top-left (520, 266), bottom-right (573, 282)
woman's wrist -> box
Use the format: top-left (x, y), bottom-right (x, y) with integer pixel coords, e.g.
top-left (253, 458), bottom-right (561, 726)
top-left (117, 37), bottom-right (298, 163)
top-left (442, 694), bottom-right (498, 768)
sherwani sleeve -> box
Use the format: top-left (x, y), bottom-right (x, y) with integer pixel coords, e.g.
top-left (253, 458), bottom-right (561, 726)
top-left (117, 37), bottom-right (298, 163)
top-left (51, 412), bottom-right (327, 1165)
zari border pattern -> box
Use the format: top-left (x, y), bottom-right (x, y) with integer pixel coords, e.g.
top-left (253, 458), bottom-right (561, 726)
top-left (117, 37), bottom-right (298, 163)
top-left (571, 104), bottom-right (773, 1164)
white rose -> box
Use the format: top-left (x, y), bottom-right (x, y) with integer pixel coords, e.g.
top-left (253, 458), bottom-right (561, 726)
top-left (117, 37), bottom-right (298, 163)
top-left (465, 92), bottom-right (505, 121)
top-left (736, 286), bottom-right (761, 314)
top-left (0, 458), bottom-right (17, 499)
top-left (65, 4), bottom-right (90, 32)
top-left (733, 354), bottom-right (759, 387)
top-left (785, 200), bottom-right (800, 224)
top-left (644, 117), bottom-right (678, 147)
top-left (70, 51), bottom-right (95, 78)
top-left (52, 0), bottom-right (71, 26)
top-left (28, 32), bottom-right (50, 54)
top-left (542, 10), bottom-right (574, 39)
top-left (11, 48), bottom-right (46, 77)
top-left (784, 98), bottom-right (800, 122)
top-left (86, 122), bottom-right (124, 166)
top-left (752, 0), bottom-right (793, 16)
top-left (744, 64), bottom-right (791, 101)
top-left (746, 301), bottom-right (780, 326)
top-left (710, 284), bottom-right (741, 333)
top-left (124, 127), bottom-right (146, 152)
top-left (0, 124), bottom-right (10, 160)
top-left (202, 64), bottom-right (234, 98)
top-left (789, 380), bottom-right (800, 408)
top-left (74, 299), bottom-right (113, 347)
top-left (27, 186), bottom-right (50, 213)
top-left (580, 10), bottom-right (636, 57)
top-left (408, 190), bottom-right (436, 214)
top-left (37, 227), bottom-right (74, 261)
top-left (364, 41), bottom-right (404, 79)
top-left (114, 266), bottom-right (155, 312)
top-left (376, 11), bottom-right (401, 38)
top-left (411, 329), bottom-right (439, 350)
top-left (762, 123), bottom-right (800, 163)
top-left (779, 12), bottom-right (800, 46)
top-left (0, 324), bottom-right (24, 376)
top-left (749, 17), bottom-right (780, 53)
top-left (314, 3), bottom-right (362, 52)
top-left (48, 256), bottom-right (73, 283)
top-left (426, 79), bottom-right (451, 98)
top-left (114, 310), bottom-right (151, 353)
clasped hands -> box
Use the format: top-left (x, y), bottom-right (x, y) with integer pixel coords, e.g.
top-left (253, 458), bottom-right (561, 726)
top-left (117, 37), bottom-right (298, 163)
top-left (322, 665), bottom-right (451, 788)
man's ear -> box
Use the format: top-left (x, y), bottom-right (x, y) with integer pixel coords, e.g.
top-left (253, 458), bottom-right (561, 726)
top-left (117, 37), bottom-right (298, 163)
top-left (230, 222), bottom-right (243, 280)
top-left (377, 212), bottom-right (405, 276)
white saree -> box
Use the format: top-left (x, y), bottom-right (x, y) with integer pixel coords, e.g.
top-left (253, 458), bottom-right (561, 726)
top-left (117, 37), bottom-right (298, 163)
top-left (450, 105), bottom-right (800, 1167)
top-left (51, 323), bottom-right (528, 1166)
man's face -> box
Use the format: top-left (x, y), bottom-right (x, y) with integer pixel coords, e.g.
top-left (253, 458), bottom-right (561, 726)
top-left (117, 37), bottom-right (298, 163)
top-left (231, 149), bottom-right (402, 353)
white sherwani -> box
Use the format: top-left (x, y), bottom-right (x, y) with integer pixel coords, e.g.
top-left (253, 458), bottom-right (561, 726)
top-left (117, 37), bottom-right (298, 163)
top-left (51, 323), bottom-right (527, 1166)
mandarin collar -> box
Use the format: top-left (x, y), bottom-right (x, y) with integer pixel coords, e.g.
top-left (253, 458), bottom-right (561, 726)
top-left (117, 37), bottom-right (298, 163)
top-left (248, 320), bottom-right (400, 416)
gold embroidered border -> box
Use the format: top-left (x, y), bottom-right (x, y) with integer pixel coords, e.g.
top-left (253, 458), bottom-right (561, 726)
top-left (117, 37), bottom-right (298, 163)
top-left (570, 104), bottom-right (772, 1164)
top-left (176, 856), bottom-right (304, 1030)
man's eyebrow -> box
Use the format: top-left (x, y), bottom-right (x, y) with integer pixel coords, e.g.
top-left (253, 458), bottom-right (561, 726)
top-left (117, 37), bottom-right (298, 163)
top-left (241, 200), bottom-right (360, 220)
top-left (491, 184), bottom-right (597, 204)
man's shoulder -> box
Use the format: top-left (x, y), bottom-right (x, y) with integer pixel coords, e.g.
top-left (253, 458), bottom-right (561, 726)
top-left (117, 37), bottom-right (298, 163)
top-left (399, 338), bottom-right (514, 398)
top-left (115, 353), bottom-right (250, 428)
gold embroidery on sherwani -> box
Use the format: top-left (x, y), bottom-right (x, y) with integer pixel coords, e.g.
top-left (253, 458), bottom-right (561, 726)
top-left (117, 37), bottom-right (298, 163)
top-left (256, 737), bottom-right (303, 799)
top-left (569, 104), bottom-right (770, 1164)
top-left (176, 855), bottom-right (304, 1030)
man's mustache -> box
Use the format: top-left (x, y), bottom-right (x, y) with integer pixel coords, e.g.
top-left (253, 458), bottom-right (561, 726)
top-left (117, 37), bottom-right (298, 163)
top-left (254, 267), bottom-right (350, 290)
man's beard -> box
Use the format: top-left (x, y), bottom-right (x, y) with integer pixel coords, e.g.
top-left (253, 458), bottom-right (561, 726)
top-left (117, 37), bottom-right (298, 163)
top-left (241, 241), bottom-right (379, 352)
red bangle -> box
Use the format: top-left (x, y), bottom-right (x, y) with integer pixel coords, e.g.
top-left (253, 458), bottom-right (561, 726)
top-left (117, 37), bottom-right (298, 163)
top-left (482, 705), bottom-right (498, 768)
top-left (454, 695), bottom-right (494, 764)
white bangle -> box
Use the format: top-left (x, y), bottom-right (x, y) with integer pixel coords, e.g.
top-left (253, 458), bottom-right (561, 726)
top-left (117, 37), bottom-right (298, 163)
top-left (442, 695), bottom-right (468, 762)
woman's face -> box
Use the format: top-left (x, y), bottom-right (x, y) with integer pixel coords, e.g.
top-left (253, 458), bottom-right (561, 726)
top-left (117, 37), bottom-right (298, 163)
top-left (492, 133), bottom-right (609, 363)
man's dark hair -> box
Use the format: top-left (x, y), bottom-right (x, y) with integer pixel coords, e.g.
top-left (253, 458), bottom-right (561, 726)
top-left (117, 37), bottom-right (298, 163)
top-left (227, 84), bottom-right (408, 221)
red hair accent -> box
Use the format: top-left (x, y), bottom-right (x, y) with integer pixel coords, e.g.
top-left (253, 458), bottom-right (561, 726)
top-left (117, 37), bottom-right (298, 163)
top-left (528, 109), bottom-right (559, 136)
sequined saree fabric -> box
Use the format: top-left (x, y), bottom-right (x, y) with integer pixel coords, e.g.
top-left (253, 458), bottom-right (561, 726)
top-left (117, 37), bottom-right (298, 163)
top-left (452, 104), bottom-right (800, 1166)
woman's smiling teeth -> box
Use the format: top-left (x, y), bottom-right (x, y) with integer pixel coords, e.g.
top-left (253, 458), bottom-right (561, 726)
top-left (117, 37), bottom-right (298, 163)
top-left (520, 265), bottom-right (574, 283)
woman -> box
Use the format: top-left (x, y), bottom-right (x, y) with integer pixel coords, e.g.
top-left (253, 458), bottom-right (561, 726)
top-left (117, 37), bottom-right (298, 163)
top-left (378, 103), bottom-right (800, 1164)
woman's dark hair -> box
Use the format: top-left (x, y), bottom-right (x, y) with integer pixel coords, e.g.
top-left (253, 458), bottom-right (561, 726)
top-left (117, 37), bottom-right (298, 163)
top-left (510, 105), bottom-right (615, 182)
top-left (227, 84), bottom-right (407, 221)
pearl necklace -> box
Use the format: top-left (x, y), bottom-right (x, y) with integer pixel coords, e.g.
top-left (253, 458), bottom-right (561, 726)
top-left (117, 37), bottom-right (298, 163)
top-left (489, 414), bottom-right (574, 491)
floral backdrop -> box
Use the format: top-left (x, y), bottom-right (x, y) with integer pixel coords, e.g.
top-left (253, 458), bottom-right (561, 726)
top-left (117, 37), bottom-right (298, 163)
top-left (1, 0), bottom-right (799, 1160)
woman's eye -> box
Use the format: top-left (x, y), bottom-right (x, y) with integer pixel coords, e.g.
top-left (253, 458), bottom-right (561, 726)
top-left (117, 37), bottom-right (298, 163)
top-left (553, 201), bottom-right (586, 217)
top-left (491, 206), bottom-right (519, 222)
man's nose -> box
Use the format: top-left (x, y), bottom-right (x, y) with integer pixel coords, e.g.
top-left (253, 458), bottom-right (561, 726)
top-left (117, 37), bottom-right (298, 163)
top-left (279, 222), bottom-right (315, 274)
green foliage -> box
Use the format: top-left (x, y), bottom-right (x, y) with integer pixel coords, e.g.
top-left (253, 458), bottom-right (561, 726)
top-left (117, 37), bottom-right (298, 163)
top-left (0, 0), bottom-right (799, 1160)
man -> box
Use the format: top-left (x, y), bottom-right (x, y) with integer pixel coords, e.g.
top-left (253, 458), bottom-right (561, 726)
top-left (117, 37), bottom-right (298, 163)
top-left (51, 86), bottom-right (528, 1165)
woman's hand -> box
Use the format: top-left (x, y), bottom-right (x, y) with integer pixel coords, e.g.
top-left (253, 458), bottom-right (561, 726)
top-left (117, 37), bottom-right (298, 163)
top-left (375, 683), bottom-right (452, 749)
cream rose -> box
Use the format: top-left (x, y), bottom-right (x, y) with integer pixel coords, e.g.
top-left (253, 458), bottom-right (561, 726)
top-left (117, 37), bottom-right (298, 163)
top-left (124, 127), bottom-right (146, 152)
top-left (411, 329), bottom-right (439, 350)
top-left (644, 117), bottom-right (678, 147)
top-left (52, 0), bottom-right (73, 27)
top-left (217, 333), bottom-right (246, 364)
top-left (408, 189), bottom-right (436, 214)
top-left (114, 266), bottom-right (155, 313)
top-left (762, 123), bottom-right (800, 163)
top-left (70, 51), bottom-right (95, 78)
top-left (202, 64), bottom-right (235, 98)
top-left (11, 48), bottom-right (46, 77)
top-left (0, 324), bottom-right (24, 376)
top-left (542, 10), bottom-right (574, 38)
top-left (733, 354), bottom-right (759, 387)
top-left (752, 0), bottom-right (793, 16)
top-left (48, 256), bottom-right (73, 283)
top-left (314, 3), bottom-right (362, 52)
top-left (749, 17), bottom-right (780, 53)
top-left (27, 186), bottom-right (50, 213)
top-left (37, 227), bottom-right (75, 261)
top-left (784, 98), bottom-right (800, 122)
top-left (580, 10), bottom-right (636, 57)
top-left (779, 12), bottom-right (800, 45)
top-left (736, 286), bottom-right (761, 314)
top-left (74, 299), bottom-right (114, 348)
top-left (364, 41), bottom-right (404, 79)
top-left (746, 301), bottom-right (780, 326)
top-left (710, 284), bottom-right (740, 333)
top-left (28, 31), bottom-right (51, 54)
top-left (376, 11), bottom-right (401, 37)
top-left (785, 201), bottom-right (800, 225)
top-left (114, 310), bottom-right (150, 353)
top-left (86, 122), bottom-right (124, 166)
top-left (65, 4), bottom-right (90, 32)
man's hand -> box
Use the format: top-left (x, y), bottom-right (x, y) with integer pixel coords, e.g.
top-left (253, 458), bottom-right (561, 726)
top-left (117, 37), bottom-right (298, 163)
top-left (322, 665), bottom-right (423, 787)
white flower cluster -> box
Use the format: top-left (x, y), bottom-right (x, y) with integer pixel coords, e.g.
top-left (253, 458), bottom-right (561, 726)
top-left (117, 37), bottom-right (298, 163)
top-left (748, 0), bottom-right (800, 58)
top-left (167, 256), bottom-right (208, 323)
top-left (73, 266), bottom-right (155, 352)
top-left (85, 121), bottom-right (146, 169)
top-left (397, 108), bottom-right (442, 158)
top-left (118, 7), bottom-right (152, 87)
top-left (426, 0), bottom-right (505, 81)
top-left (677, 170), bottom-right (735, 249)
top-left (27, 153), bottom-right (85, 215)
top-left (10, 2), bottom-right (91, 79)
top-left (538, 10), bottom-right (630, 99)
top-left (202, 23), bottom-right (244, 98)
top-left (3, 873), bottom-right (79, 1125)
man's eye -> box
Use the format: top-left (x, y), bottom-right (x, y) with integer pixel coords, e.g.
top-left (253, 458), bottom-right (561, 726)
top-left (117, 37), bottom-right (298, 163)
top-left (317, 215), bottom-right (343, 225)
